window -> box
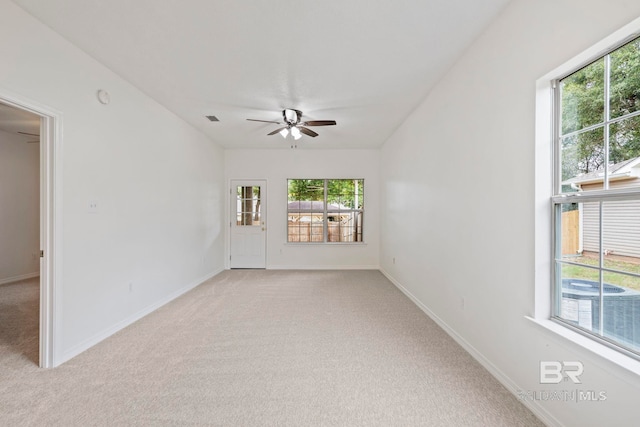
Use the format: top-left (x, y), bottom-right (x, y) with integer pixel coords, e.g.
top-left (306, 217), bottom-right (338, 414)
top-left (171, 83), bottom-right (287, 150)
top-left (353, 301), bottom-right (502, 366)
top-left (287, 179), bottom-right (364, 243)
top-left (552, 36), bottom-right (640, 358)
top-left (236, 185), bottom-right (261, 226)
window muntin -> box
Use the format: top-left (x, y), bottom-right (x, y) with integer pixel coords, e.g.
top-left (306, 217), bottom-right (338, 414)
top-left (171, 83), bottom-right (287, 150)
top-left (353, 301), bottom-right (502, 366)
top-left (553, 36), bottom-right (640, 357)
top-left (287, 179), bottom-right (364, 243)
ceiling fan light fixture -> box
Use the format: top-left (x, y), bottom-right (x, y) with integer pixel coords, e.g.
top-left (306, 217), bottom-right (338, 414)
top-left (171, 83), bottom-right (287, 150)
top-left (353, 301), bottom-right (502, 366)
top-left (279, 128), bottom-right (289, 138)
top-left (291, 126), bottom-right (302, 140)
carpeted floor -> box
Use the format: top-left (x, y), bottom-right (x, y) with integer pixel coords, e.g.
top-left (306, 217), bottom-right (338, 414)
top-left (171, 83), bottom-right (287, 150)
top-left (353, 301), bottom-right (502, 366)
top-left (0, 277), bottom-right (39, 367)
top-left (0, 270), bottom-right (544, 426)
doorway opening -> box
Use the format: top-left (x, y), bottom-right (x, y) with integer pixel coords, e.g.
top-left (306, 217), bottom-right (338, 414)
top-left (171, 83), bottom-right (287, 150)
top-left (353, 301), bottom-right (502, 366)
top-left (0, 93), bottom-right (59, 368)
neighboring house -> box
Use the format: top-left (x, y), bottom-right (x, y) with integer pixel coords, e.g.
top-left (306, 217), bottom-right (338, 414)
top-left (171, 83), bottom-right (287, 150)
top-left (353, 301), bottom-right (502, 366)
top-left (563, 156), bottom-right (640, 258)
top-left (287, 201), bottom-right (344, 222)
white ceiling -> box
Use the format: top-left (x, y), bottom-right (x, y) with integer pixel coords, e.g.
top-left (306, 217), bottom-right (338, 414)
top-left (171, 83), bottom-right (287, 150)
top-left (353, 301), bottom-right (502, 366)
top-left (11, 0), bottom-right (511, 149)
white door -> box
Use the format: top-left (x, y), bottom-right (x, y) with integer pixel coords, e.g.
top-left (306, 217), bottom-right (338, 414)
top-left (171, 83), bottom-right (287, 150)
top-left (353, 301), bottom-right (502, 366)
top-left (230, 180), bottom-right (266, 268)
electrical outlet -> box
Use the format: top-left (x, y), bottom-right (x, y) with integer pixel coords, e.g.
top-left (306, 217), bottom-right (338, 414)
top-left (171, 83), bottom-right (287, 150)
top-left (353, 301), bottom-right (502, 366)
top-left (88, 200), bottom-right (99, 213)
top-left (392, 257), bottom-right (396, 265)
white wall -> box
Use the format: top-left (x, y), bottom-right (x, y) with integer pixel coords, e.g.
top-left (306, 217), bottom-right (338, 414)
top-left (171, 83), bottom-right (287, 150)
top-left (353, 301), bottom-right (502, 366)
top-left (7, 1), bottom-right (640, 422)
top-left (225, 149), bottom-right (379, 269)
top-left (379, 1), bottom-right (640, 426)
top-left (0, 129), bottom-right (39, 283)
top-left (0, 0), bottom-right (225, 365)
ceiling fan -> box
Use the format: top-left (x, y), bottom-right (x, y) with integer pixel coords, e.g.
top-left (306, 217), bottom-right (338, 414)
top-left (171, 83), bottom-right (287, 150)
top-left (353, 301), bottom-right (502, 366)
top-left (247, 108), bottom-right (336, 141)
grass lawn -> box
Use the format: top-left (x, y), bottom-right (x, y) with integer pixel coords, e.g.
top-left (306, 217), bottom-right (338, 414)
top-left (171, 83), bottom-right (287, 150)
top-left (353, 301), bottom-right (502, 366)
top-left (561, 255), bottom-right (640, 291)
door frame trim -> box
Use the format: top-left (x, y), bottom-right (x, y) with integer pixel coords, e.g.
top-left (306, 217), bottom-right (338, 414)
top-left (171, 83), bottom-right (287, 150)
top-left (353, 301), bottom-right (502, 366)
top-left (0, 89), bottom-right (63, 368)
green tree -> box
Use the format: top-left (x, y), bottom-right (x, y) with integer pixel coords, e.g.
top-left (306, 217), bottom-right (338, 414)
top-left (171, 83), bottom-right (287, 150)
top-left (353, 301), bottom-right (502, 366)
top-left (288, 179), bottom-right (363, 208)
top-left (287, 179), bottom-right (324, 201)
top-left (560, 37), bottom-right (640, 176)
top-left (327, 179), bottom-right (363, 209)
top-left (609, 38), bottom-right (640, 162)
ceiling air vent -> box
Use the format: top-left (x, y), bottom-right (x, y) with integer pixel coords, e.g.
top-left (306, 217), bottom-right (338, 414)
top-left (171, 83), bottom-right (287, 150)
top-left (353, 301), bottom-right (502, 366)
top-left (205, 115), bottom-right (219, 122)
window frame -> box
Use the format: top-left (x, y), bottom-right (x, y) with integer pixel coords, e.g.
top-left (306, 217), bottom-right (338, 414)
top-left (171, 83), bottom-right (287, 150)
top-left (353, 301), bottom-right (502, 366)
top-left (286, 178), bottom-right (364, 244)
top-left (548, 31), bottom-right (640, 360)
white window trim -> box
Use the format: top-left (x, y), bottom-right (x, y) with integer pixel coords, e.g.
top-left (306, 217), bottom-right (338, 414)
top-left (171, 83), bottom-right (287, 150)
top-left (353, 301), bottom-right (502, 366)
top-left (534, 16), bottom-right (640, 376)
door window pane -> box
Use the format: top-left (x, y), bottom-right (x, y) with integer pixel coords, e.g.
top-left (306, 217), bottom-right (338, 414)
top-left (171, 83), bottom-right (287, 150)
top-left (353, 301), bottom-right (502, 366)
top-left (236, 186), bottom-right (261, 226)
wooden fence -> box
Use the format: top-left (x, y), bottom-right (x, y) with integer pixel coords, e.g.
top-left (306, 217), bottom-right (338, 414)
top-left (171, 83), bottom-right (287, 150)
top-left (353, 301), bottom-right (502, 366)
top-left (562, 209), bottom-right (580, 255)
top-left (288, 222), bottom-right (361, 242)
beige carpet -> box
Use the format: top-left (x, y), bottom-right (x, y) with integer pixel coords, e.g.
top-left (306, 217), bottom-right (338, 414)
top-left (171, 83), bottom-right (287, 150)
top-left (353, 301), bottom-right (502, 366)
top-left (0, 277), bottom-right (40, 367)
top-left (0, 270), bottom-right (544, 426)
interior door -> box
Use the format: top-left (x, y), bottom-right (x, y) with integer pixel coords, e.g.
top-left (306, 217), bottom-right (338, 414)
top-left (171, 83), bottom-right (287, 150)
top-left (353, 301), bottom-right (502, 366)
top-left (230, 180), bottom-right (266, 268)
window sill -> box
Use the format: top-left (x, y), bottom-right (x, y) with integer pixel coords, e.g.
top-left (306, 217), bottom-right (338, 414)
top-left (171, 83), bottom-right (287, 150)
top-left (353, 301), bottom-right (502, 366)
top-left (526, 316), bottom-right (640, 378)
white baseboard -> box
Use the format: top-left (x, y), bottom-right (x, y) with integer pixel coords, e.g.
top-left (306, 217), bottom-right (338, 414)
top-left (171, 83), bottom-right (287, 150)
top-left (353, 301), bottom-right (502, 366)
top-left (0, 272), bottom-right (39, 285)
top-left (379, 268), bottom-right (562, 427)
top-left (59, 267), bottom-right (224, 366)
top-left (267, 264), bottom-right (379, 270)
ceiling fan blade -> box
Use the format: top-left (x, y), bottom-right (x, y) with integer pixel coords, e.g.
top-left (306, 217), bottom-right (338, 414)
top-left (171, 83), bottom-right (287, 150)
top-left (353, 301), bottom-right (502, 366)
top-left (18, 131), bottom-right (40, 137)
top-left (298, 126), bottom-right (318, 137)
top-left (247, 119), bottom-right (282, 124)
top-left (301, 120), bottom-right (336, 127)
top-left (267, 126), bottom-right (288, 136)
